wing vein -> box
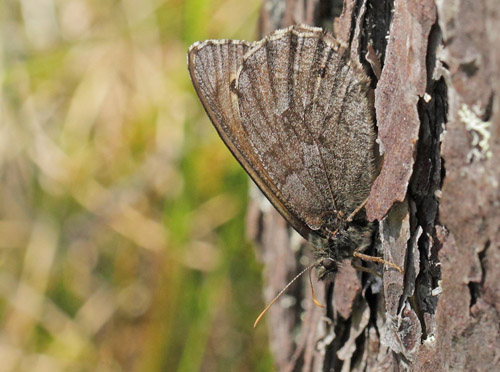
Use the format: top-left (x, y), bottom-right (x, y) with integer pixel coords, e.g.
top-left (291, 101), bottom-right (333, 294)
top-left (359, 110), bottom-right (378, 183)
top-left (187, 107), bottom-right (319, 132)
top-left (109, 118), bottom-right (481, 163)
top-left (244, 66), bottom-right (315, 201)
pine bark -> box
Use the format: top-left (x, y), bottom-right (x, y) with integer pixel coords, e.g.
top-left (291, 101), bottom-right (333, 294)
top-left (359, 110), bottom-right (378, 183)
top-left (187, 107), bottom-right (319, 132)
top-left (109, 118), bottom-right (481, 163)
top-left (249, 0), bottom-right (500, 371)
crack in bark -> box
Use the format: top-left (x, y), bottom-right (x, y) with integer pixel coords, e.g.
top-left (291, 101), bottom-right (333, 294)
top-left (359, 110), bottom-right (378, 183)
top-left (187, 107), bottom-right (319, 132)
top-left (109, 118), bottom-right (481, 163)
top-left (468, 239), bottom-right (489, 309)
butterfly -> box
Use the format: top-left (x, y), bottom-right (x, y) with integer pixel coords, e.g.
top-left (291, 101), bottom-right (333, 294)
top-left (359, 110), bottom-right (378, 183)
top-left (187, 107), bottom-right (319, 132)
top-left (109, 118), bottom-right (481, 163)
top-left (187, 24), bottom-right (401, 287)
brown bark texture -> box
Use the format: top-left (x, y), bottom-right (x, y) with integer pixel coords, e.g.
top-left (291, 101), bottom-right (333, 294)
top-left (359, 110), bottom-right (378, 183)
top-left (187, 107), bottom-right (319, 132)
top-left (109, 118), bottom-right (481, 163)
top-left (248, 0), bottom-right (500, 371)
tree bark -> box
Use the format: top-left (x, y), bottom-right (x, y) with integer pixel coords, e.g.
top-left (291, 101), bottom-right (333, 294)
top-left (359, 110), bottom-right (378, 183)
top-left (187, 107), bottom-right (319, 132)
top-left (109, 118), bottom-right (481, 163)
top-left (248, 0), bottom-right (500, 371)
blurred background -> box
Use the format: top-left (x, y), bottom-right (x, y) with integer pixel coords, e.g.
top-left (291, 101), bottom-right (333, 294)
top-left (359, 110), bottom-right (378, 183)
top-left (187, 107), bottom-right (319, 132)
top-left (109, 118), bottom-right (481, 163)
top-left (0, 0), bottom-right (274, 370)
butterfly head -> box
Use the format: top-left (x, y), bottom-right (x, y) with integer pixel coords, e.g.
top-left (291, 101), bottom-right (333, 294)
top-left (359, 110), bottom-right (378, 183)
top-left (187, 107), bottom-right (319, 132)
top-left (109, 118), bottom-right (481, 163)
top-left (315, 257), bottom-right (339, 282)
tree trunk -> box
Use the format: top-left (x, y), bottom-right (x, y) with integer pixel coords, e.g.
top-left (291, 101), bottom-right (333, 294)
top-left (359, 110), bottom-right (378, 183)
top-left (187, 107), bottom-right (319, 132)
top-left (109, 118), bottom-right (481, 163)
top-left (248, 0), bottom-right (500, 371)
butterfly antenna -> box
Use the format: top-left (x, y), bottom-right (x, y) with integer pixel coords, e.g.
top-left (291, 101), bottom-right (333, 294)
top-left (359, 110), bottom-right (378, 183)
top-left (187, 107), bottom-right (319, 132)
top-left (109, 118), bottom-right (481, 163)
top-left (254, 263), bottom-right (316, 329)
top-left (309, 265), bottom-right (325, 308)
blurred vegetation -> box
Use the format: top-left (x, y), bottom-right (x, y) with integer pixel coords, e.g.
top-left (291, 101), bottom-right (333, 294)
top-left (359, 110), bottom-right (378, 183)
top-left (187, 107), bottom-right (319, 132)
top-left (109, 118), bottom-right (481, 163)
top-left (0, 0), bottom-right (274, 371)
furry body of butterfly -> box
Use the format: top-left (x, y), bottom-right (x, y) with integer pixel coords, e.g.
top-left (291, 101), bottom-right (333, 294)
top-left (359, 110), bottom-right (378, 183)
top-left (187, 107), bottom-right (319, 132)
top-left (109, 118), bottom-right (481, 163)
top-left (188, 24), bottom-right (377, 282)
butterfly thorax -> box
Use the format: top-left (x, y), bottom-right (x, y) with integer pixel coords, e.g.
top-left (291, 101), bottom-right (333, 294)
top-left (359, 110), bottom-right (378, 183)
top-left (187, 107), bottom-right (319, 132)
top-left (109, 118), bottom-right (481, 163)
top-left (317, 210), bottom-right (344, 238)
top-left (311, 217), bottom-right (374, 282)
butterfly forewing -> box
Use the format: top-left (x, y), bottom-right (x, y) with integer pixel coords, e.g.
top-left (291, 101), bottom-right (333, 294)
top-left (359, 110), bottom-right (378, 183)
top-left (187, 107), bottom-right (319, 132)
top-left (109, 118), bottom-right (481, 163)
top-left (236, 25), bottom-right (376, 236)
top-left (188, 25), bottom-right (376, 242)
top-left (188, 38), bottom-right (313, 239)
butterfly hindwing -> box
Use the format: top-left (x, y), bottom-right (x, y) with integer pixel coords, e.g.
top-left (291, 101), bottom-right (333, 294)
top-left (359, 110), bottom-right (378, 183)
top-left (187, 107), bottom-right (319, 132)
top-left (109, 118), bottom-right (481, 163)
top-left (236, 25), bottom-right (376, 236)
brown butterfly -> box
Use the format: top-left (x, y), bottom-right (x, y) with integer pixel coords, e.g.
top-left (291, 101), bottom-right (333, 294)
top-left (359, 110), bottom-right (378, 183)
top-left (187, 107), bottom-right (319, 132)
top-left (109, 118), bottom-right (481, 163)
top-left (187, 25), bottom-right (401, 306)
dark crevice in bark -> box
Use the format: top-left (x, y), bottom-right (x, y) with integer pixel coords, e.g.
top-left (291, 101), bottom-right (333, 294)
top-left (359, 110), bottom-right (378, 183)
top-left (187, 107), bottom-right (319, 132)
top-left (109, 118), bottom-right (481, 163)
top-left (395, 18), bottom-right (446, 345)
top-left (425, 22), bottom-right (443, 86)
top-left (409, 17), bottom-right (447, 341)
top-left (468, 239), bottom-right (489, 308)
top-left (361, 0), bottom-right (394, 69)
top-left (351, 331), bottom-right (366, 368)
top-left (409, 293), bottom-right (428, 340)
top-left (330, 318), bottom-right (352, 372)
top-left (468, 282), bottom-right (480, 307)
top-left (314, 0), bottom-right (343, 30)
top-left (409, 65), bottom-right (447, 341)
top-left (484, 93), bottom-right (495, 122)
top-left (347, 0), bottom-right (363, 47)
top-left (325, 281), bottom-right (335, 318)
top-left (365, 279), bottom-right (379, 324)
top-left (479, 240), bottom-right (489, 275)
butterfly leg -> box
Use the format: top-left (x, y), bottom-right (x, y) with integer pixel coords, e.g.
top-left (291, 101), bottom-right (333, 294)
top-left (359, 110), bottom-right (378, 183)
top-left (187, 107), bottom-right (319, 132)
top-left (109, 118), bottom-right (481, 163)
top-left (346, 197), bottom-right (369, 222)
top-left (353, 251), bottom-right (404, 273)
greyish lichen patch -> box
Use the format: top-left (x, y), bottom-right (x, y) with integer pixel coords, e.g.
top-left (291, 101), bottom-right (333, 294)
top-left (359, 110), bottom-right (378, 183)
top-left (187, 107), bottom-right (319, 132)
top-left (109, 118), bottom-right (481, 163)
top-left (458, 103), bottom-right (492, 162)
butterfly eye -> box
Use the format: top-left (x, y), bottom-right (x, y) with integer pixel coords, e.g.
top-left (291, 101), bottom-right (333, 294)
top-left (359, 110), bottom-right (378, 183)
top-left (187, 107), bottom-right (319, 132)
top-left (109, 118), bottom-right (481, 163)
top-left (322, 258), bottom-right (336, 270)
